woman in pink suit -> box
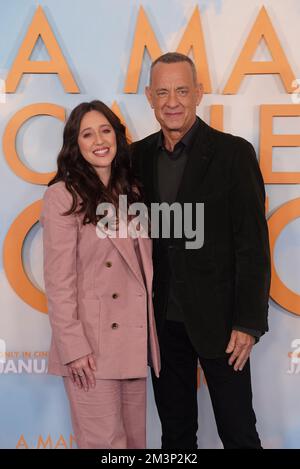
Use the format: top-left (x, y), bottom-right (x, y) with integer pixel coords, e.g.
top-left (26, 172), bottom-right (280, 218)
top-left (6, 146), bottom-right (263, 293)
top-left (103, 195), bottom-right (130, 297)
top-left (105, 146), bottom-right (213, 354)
top-left (40, 100), bottom-right (160, 449)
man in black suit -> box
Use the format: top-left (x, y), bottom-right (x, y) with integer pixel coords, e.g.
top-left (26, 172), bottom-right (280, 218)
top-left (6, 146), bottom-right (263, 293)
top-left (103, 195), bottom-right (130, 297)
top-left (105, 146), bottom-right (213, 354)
top-left (131, 52), bottom-right (271, 449)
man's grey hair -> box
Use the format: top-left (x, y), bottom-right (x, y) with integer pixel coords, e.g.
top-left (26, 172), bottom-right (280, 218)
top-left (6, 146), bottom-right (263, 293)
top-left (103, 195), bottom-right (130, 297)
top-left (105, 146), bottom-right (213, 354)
top-left (149, 52), bottom-right (198, 85)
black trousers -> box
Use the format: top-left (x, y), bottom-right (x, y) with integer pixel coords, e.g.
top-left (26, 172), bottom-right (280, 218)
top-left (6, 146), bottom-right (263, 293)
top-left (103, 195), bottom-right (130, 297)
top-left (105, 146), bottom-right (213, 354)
top-left (151, 320), bottom-right (262, 449)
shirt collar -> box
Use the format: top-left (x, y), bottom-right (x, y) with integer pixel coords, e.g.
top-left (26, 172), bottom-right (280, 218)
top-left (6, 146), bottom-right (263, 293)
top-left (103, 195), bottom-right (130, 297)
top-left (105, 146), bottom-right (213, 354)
top-left (156, 116), bottom-right (201, 153)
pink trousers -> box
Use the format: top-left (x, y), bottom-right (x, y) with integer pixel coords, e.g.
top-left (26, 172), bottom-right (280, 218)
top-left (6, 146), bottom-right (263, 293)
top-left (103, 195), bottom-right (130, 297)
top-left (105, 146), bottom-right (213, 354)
top-left (63, 377), bottom-right (146, 449)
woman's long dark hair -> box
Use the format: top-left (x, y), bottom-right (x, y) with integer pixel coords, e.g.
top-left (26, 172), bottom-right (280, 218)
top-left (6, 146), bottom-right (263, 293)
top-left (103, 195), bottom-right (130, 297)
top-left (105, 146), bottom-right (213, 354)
top-left (49, 100), bottom-right (143, 225)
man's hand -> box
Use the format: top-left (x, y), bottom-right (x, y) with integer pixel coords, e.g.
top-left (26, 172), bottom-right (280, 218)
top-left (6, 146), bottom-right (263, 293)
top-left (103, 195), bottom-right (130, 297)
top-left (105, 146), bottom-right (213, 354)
top-left (225, 330), bottom-right (255, 371)
top-left (67, 353), bottom-right (97, 391)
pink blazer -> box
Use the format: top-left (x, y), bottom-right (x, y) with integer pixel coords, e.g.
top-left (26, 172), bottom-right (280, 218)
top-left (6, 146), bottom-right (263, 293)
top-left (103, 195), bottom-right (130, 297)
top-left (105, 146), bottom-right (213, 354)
top-left (40, 181), bottom-right (160, 379)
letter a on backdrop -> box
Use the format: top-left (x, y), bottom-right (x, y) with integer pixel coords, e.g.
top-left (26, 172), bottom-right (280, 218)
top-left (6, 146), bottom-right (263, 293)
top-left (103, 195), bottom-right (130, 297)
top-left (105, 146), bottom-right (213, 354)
top-left (176, 7), bottom-right (212, 93)
top-left (123, 6), bottom-right (162, 93)
top-left (5, 6), bottom-right (79, 93)
top-left (124, 6), bottom-right (211, 93)
top-left (223, 7), bottom-right (296, 94)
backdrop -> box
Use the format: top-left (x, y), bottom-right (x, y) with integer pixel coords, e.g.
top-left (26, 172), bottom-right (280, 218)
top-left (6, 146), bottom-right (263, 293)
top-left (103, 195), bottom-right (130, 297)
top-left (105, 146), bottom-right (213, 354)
top-left (0, 0), bottom-right (300, 449)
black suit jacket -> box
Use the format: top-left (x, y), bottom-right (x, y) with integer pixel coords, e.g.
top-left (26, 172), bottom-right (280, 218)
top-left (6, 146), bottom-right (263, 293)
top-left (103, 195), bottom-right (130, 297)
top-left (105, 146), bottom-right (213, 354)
top-left (131, 118), bottom-right (271, 358)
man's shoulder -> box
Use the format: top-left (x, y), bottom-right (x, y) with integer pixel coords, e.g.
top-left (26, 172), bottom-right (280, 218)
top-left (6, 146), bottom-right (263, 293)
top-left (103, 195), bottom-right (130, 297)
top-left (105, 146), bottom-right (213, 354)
top-left (208, 129), bottom-right (258, 172)
top-left (131, 131), bottom-right (160, 151)
top-left (202, 120), bottom-right (252, 150)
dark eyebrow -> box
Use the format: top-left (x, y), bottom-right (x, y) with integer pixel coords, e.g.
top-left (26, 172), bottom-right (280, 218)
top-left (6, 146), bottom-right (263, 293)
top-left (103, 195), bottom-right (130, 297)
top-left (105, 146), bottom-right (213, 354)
top-left (80, 124), bottom-right (111, 134)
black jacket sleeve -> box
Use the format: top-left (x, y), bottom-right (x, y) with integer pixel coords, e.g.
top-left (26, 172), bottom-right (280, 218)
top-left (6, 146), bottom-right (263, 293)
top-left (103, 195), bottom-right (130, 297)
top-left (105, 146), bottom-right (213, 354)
top-left (229, 139), bottom-right (271, 333)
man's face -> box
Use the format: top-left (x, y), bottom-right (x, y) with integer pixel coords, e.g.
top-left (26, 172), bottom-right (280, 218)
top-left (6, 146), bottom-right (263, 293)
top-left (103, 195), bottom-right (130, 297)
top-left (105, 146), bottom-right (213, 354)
top-left (145, 61), bottom-right (203, 135)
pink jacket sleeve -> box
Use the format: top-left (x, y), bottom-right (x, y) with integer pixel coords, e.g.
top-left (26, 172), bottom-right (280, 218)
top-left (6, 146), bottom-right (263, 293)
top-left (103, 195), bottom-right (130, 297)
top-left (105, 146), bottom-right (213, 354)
top-left (40, 183), bottom-right (92, 365)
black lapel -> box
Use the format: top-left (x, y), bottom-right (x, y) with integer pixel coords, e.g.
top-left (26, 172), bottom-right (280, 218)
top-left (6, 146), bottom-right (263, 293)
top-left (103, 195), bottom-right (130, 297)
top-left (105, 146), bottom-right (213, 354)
top-left (175, 118), bottom-right (215, 203)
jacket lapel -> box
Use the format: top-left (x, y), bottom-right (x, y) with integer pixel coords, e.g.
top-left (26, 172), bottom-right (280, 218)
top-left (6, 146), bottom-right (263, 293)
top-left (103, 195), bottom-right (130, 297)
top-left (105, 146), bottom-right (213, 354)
top-left (137, 236), bottom-right (153, 293)
top-left (176, 118), bottom-right (215, 203)
top-left (108, 236), bottom-right (145, 288)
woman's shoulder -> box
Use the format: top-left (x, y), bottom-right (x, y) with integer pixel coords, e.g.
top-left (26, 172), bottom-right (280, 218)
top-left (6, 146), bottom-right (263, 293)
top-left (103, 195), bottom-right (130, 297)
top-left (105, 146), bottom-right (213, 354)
top-left (40, 181), bottom-right (79, 226)
top-left (42, 181), bottom-right (76, 215)
top-left (45, 180), bottom-right (69, 195)
top-left (43, 180), bottom-right (74, 203)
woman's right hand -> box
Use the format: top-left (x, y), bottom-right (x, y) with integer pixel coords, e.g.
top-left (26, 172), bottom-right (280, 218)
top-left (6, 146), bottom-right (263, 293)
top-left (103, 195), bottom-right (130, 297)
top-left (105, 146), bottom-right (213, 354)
top-left (67, 353), bottom-right (97, 391)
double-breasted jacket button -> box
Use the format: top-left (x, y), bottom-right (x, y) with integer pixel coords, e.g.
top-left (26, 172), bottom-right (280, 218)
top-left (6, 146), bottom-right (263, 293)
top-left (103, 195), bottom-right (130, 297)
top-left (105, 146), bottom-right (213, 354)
top-left (111, 323), bottom-right (119, 329)
top-left (105, 261), bottom-right (112, 267)
top-left (112, 293), bottom-right (119, 299)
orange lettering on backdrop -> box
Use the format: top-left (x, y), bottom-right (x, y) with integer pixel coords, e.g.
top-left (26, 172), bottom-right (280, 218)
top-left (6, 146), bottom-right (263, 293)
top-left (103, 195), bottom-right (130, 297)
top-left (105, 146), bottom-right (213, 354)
top-left (265, 196), bottom-right (269, 215)
top-left (5, 6), bottom-right (79, 93)
top-left (124, 6), bottom-right (211, 93)
top-left (55, 435), bottom-right (68, 449)
top-left (37, 435), bottom-right (53, 449)
top-left (210, 105), bottom-right (224, 131)
top-left (260, 104), bottom-right (300, 183)
top-left (223, 7), bottom-right (296, 94)
top-left (176, 7), bottom-right (212, 92)
top-left (123, 6), bottom-right (162, 93)
top-left (3, 200), bottom-right (47, 314)
top-left (3, 103), bottom-right (65, 184)
top-left (268, 198), bottom-right (300, 316)
top-left (69, 434), bottom-right (77, 449)
top-left (111, 101), bottom-right (132, 142)
top-left (16, 435), bottom-right (28, 449)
